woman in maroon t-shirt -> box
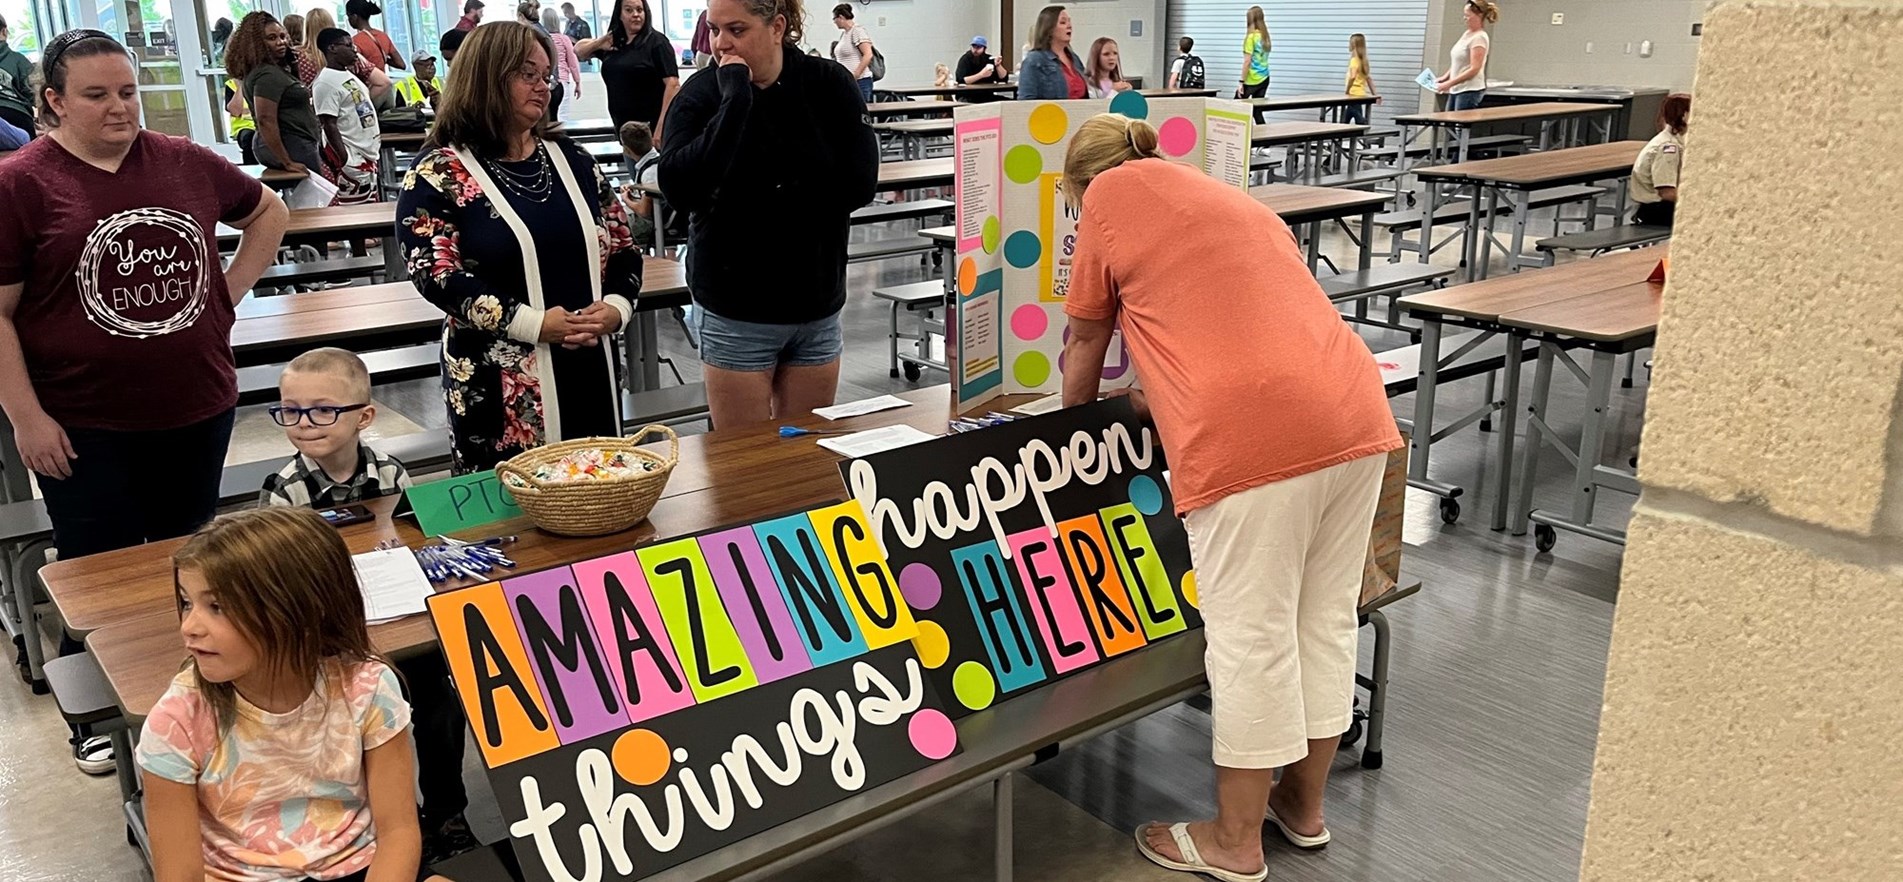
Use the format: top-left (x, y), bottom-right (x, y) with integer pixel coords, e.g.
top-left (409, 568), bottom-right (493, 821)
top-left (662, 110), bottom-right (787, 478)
top-left (0, 30), bottom-right (288, 560)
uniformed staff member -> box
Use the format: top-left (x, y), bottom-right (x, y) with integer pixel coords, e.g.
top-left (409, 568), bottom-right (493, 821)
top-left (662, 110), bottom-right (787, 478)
top-left (1631, 92), bottom-right (1690, 227)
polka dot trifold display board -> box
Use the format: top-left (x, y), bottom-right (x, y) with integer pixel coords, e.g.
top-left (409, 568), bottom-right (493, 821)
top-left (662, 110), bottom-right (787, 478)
top-left (950, 95), bottom-right (1254, 414)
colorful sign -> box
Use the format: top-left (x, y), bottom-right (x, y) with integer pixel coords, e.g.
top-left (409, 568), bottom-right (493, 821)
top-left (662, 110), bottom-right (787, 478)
top-left (839, 398), bottom-right (1200, 718)
top-left (428, 500), bottom-right (958, 882)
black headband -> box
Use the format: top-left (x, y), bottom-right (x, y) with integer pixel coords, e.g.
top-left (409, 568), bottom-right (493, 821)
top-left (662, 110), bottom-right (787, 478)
top-left (43, 28), bottom-right (117, 74)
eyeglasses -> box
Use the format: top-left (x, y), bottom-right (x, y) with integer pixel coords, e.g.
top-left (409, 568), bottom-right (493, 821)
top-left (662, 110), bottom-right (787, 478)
top-left (513, 65), bottom-right (555, 88)
top-left (268, 403), bottom-right (369, 427)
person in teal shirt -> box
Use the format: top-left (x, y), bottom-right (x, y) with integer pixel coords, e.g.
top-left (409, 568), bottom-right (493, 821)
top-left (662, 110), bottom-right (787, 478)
top-left (1239, 5), bottom-right (1271, 99)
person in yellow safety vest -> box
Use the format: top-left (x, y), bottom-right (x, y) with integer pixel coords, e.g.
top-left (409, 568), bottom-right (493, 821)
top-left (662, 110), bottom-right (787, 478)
top-left (223, 76), bottom-right (258, 163)
top-left (392, 51), bottom-right (442, 109)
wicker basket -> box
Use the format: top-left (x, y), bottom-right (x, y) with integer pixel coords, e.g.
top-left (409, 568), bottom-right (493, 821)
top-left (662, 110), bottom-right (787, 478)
top-left (495, 428), bottom-right (678, 536)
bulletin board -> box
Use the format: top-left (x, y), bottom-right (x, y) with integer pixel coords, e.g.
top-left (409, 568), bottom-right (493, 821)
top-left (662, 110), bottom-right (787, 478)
top-left (950, 94), bottom-right (1253, 414)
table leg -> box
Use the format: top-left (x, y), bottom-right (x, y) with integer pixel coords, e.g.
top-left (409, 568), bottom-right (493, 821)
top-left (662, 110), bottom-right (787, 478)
top-left (640, 312), bottom-right (663, 390)
top-left (1490, 331), bottom-right (1524, 531)
top-left (1463, 184), bottom-right (1483, 281)
top-left (1507, 187), bottom-right (1531, 275)
top-left (1512, 340), bottom-right (1557, 535)
top-left (1457, 127), bottom-right (1471, 163)
top-left (1305, 220), bottom-right (1322, 272)
top-left (1539, 120), bottom-right (1552, 152)
top-left (1417, 169), bottom-right (1440, 265)
top-left (995, 773), bottom-right (1014, 882)
top-left (1408, 319), bottom-right (1445, 486)
top-left (1567, 350), bottom-right (1618, 529)
top-left (1358, 209), bottom-right (1374, 271)
top-left (1479, 186), bottom-right (1501, 280)
top-left (1398, 123), bottom-right (1413, 177)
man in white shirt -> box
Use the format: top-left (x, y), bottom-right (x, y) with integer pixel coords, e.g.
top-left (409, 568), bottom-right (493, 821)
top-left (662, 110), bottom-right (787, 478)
top-left (313, 27), bottom-right (383, 204)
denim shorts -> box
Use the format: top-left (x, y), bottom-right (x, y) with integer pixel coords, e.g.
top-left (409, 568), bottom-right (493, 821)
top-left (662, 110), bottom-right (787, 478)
top-left (691, 305), bottom-right (844, 372)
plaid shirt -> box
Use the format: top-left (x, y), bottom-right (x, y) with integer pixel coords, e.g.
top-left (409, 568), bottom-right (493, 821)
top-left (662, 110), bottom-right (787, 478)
top-left (259, 443), bottom-right (413, 509)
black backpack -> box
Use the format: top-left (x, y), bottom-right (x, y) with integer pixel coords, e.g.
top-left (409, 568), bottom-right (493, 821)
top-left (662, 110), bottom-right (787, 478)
top-left (1177, 53), bottom-right (1206, 89)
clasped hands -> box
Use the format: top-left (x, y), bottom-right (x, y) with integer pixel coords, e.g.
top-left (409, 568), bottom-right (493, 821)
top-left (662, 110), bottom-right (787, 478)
top-left (539, 302), bottom-right (623, 349)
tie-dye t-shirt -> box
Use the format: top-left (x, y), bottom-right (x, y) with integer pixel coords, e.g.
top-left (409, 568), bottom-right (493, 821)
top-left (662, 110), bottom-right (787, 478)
top-left (136, 659), bottom-right (411, 881)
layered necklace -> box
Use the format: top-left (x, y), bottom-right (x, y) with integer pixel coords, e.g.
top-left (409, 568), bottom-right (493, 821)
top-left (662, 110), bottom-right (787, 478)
top-left (483, 141), bottom-right (554, 203)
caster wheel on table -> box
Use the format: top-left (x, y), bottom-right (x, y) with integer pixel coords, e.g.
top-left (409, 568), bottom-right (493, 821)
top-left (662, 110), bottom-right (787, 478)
top-left (1360, 750), bottom-right (1383, 769)
top-left (888, 368), bottom-right (900, 378)
top-left (1339, 719), bottom-right (1364, 749)
top-left (1479, 418), bottom-right (1493, 433)
top-left (1438, 496), bottom-right (1461, 525)
top-left (902, 362), bottom-right (922, 382)
top-left (1534, 524), bottom-right (1558, 553)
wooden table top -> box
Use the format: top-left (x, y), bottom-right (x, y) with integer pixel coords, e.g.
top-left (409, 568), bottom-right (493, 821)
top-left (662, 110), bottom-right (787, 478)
top-left (380, 131), bottom-right (428, 148)
top-left (866, 99), bottom-right (958, 117)
top-left (1139, 88), bottom-right (1220, 98)
top-left (237, 164), bottom-right (309, 187)
top-left (65, 386), bottom-right (1009, 719)
top-left (1252, 121), bottom-right (1369, 146)
top-left (878, 157), bottom-right (954, 189)
top-left (1498, 280), bottom-right (1662, 343)
top-left (1397, 246), bottom-right (1664, 322)
top-left (1394, 100), bottom-right (1614, 127)
top-left (217, 201), bottom-right (395, 245)
top-left (1251, 183), bottom-right (1391, 224)
top-left (1249, 93), bottom-right (1378, 112)
top-left (1410, 140), bottom-right (1647, 187)
top-left (884, 83), bottom-right (1016, 97)
top-left (872, 118), bottom-right (954, 135)
top-left (227, 257), bottom-right (689, 358)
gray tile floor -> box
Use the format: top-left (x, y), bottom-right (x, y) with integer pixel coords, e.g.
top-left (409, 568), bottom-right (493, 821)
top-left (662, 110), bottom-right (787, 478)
top-left (0, 192), bottom-right (1643, 881)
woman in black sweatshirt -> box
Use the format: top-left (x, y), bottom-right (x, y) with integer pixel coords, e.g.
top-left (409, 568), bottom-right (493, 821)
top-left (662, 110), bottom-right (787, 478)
top-left (658, 0), bottom-right (877, 429)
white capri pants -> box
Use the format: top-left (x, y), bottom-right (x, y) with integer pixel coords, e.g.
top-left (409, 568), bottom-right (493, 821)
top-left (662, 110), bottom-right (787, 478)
top-left (1184, 452), bottom-right (1386, 769)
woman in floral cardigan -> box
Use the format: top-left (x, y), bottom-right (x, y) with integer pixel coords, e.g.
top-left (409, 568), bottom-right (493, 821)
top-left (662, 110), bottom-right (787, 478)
top-left (395, 22), bottom-right (642, 473)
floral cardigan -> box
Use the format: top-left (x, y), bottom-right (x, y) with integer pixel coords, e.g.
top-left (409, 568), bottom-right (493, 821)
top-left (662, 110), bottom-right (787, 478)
top-left (395, 141), bottom-right (642, 472)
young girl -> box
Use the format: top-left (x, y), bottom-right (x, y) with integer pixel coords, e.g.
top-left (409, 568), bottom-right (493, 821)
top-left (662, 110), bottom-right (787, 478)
top-left (1343, 33), bottom-right (1380, 126)
top-left (1087, 36), bottom-right (1132, 97)
top-left (137, 507), bottom-right (422, 882)
top-left (1239, 6), bottom-right (1271, 98)
top-left (933, 62), bottom-right (952, 89)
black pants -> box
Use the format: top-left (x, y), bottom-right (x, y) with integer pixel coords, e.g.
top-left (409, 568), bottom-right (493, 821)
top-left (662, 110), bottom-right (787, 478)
top-left (547, 80), bottom-right (565, 121)
top-left (1240, 79), bottom-right (1269, 99)
top-left (40, 407), bottom-right (235, 739)
top-left (237, 129), bottom-right (258, 165)
top-left (1633, 200), bottom-right (1675, 227)
top-left (398, 652), bottom-right (470, 830)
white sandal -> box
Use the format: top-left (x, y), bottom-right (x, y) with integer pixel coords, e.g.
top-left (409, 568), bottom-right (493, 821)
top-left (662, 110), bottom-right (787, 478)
top-left (1265, 805), bottom-right (1331, 850)
top-left (1133, 822), bottom-right (1269, 882)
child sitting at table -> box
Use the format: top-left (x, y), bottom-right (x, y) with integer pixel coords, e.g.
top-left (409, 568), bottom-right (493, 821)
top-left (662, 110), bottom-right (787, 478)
top-left (617, 120), bottom-right (662, 250)
top-left (259, 347), bottom-right (412, 508)
top-left (256, 347), bottom-right (478, 863)
top-left (136, 507), bottom-right (423, 882)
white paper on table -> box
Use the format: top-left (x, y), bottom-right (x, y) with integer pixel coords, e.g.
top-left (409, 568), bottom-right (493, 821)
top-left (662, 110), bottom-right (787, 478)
top-left (813, 395), bottom-right (913, 420)
top-left (1010, 393), bottom-right (1066, 416)
top-left (287, 173), bottom-right (339, 209)
top-left (817, 424), bottom-right (938, 458)
top-left (352, 548), bottom-right (434, 624)
top-left (1416, 68), bottom-right (1439, 90)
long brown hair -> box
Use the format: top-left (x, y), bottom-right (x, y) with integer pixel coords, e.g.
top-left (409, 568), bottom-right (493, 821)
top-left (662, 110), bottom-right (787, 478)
top-left (727, 0), bottom-right (806, 49)
top-left (173, 508), bottom-right (384, 733)
top-left (1349, 33), bottom-right (1369, 73)
top-left (1062, 113), bottom-right (1161, 213)
top-left (222, 11), bottom-right (283, 80)
top-left (1086, 37), bottom-right (1122, 85)
top-left (608, 0), bottom-right (663, 49)
top-left (1245, 6), bottom-right (1270, 53)
top-left (1030, 5), bottom-right (1065, 52)
top-left (1467, 0), bottom-right (1501, 25)
top-left (428, 21), bottom-right (560, 156)
top-left (1658, 93), bottom-right (1691, 135)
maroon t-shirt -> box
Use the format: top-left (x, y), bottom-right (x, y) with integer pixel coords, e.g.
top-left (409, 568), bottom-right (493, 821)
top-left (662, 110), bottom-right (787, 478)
top-left (0, 132), bottom-right (263, 431)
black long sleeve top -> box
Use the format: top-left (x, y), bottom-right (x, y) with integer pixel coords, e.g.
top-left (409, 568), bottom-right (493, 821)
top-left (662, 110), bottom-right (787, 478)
top-left (657, 47), bottom-right (879, 325)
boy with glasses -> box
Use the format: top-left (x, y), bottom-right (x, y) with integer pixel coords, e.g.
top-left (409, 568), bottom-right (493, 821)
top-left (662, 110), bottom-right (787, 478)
top-left (256, 347), bottom-right (480, 862)
top-left (259, 347), bottom-right (411, 508)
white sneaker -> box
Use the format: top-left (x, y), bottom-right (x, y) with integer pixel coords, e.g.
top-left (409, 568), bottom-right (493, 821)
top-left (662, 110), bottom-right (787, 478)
top-left (74, 735), bottom-right (114, 776)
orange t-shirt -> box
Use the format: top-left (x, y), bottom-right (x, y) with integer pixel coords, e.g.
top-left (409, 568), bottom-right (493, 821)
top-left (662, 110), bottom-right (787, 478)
top-left (1064, 158), bottom-right (1402, 514)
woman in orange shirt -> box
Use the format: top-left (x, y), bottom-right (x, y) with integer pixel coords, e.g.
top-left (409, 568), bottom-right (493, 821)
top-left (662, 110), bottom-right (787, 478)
top-left (1060, 113), bottom-right (1402, 882)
